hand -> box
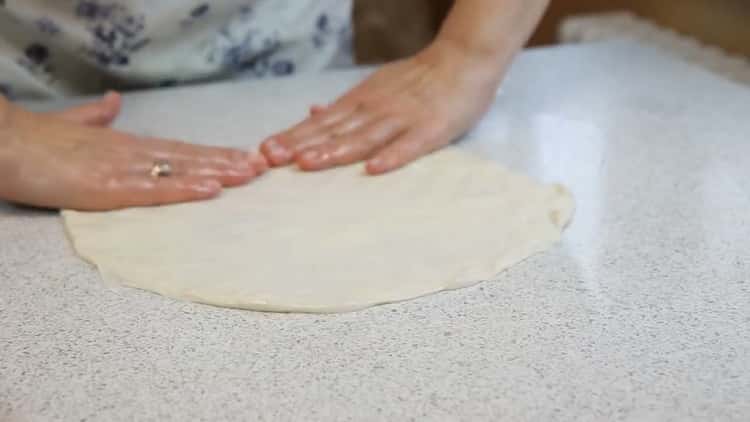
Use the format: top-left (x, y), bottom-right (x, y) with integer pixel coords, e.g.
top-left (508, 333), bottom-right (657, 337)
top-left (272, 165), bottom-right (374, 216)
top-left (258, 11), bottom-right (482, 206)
top-left (0, 92), bottom-right (268, 211)
top-left (260, 40), bottom-right (504, 174)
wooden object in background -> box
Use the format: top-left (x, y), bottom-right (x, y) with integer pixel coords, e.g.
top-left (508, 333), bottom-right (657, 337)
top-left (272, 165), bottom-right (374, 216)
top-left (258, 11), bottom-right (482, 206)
top-left (560, 12), bottom-right (750, 85)
top-left (353, 0), bottom-right (749, 63)
top-left (531, 0), bottom-right (750, 57)
top-left (353, 0), bottom-right (452, 64)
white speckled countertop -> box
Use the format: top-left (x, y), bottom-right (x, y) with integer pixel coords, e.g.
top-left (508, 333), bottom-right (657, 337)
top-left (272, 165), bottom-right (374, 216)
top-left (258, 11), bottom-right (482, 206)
top-left (1, 41), bottom-right (749, 421)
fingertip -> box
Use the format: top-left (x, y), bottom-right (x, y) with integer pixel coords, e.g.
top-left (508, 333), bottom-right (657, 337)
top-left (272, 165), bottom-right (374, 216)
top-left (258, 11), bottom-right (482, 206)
top-left (309, 104), bottom-right (327, 115)
top-left (260, 137), bottom-right (293, 166)
top-left (219, 159), bottom-right (258, 186)
top-left (365, 156), bottom-right (391, 175)
top-left (249, 152), bottom-right (269, 174)
top-left (192, 179), bottom-right (222, 197)
top-left (95, 91), bottom-right (121, 124)
top-left (103, 90), bottom-right (120, 102)
top-left (222, 151), bottom-right (267, 184)
top-left (103, 90), bottom-right (121, 107)
top-left (296, 149), bottom-right (327, 171)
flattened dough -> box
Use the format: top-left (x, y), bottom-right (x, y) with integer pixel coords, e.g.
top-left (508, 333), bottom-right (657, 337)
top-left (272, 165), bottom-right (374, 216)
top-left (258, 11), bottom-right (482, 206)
top-left (63, 148), bottom-right (574, 313)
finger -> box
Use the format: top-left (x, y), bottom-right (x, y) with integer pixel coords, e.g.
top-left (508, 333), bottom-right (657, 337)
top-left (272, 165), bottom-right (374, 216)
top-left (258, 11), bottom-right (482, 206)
top-left (123, 155), bottom-right (260, 188)
top-left (296, 116), bottom-right (406, 171)
top-left (50, 91), bottom-right (121, 127)
top-left (265, 105), bottom-right (372, 165)
top-left (366, 125), bottom-right (451, 175)
top-left (150, 140), bottom-right (265, 169)
top-left (309, 104), bottom-right (328, 116)
top-left (83, 176), bottom-right (222, 210)
top-left (109, 134), bottom-right (267, 186)
top-left (140, 138), bottom-right (268, 177)
top-left (261, 103), bottom-right (358, 166)
top-left (292, 108), bottom-right (374, 151)
top-left (157, 149), bottom-right (265, 187)
top-left (325, 109), bottom-right (375, 138)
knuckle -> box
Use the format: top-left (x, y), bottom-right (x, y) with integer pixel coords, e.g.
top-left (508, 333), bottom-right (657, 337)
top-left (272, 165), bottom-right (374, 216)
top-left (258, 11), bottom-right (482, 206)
top-left (332, 142), bottom-right (353, 158)
top-left (422, 119), bottom-right (450, 139)
top-left (78, 173), bottom-right (113, 198)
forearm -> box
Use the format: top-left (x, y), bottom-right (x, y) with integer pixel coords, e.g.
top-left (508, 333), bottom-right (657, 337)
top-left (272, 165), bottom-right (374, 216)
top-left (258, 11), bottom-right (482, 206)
top-left (435, 0), bottom-right (549, 69)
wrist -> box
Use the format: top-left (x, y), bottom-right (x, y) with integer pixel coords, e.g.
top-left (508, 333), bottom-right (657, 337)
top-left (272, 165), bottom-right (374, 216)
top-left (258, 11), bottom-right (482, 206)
top-left (418, 37), bottom-right (510, 85)
top-left (432, 31), bottom-right (515, 67)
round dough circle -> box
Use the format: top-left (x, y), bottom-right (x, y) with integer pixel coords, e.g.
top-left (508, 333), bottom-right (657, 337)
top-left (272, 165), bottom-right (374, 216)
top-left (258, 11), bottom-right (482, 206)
top-left (64, 148), bottom-right (574, 313)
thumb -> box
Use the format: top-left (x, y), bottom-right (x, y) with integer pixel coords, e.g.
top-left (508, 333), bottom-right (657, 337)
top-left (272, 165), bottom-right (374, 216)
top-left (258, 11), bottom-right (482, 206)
top-left (50, 91), bottom-right (122, 127)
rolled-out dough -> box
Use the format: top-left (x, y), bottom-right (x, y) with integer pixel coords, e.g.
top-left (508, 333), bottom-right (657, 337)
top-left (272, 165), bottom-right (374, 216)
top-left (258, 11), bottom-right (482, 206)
top-left (63, 148), bottom-right (574, 313)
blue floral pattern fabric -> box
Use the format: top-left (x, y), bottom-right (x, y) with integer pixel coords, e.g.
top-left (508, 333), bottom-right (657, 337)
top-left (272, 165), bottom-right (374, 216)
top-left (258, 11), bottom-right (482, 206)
top-left (0, 0), bottom-right (352, 99)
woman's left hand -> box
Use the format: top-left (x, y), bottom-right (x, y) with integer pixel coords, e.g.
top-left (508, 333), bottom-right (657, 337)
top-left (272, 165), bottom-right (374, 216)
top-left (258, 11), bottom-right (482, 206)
top-left (260, 40), bottom-right (505, 174)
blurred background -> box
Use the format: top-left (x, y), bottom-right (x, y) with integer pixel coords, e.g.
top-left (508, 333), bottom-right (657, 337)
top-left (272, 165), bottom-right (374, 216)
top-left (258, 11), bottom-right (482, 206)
top-left (354, 0), bottom-right (750, 85)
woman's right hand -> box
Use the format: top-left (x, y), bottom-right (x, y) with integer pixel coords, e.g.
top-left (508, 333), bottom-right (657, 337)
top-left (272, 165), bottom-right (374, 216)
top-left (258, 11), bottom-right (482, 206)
top-left (0, 92), bottom-right (268, 211)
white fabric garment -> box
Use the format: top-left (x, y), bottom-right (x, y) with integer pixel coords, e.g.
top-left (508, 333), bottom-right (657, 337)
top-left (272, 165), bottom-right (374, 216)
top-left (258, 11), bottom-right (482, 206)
top-left (63, 148), bottom-right (575, 313)
top-left (0, 0), bottom-right (352, 99)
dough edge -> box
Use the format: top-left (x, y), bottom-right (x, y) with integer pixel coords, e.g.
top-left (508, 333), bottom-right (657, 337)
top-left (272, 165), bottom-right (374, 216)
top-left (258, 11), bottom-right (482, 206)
top-left (61, 183), bottom-right (575, 314)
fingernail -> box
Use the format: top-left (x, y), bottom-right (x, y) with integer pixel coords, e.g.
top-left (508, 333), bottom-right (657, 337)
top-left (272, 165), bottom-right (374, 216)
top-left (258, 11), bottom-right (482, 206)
top-left (368, 157), bottom-right (383, 168)
top-left (264, 138), bottom-right (292, 160)
top-left (310, 104), bottom-right (326, 114)
top-left (195, 180), bottom-right (221, 193)
top-left (104, 91), bottom-right (118, 101)
top-left (367, 157), bottom-right (388, 174)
